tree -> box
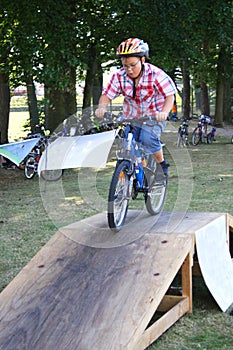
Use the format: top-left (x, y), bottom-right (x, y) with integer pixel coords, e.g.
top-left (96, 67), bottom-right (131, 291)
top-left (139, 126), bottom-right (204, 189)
top-left (1, 0), bottom-right (232, 142)
top-left (0, 5), bottom-right (13, 143)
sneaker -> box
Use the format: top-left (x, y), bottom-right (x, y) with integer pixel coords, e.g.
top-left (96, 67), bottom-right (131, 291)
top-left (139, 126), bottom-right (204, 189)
top-left (160, 160), bottom-right (170, 177)
top-left (160, 140), bottom-right (166, 147)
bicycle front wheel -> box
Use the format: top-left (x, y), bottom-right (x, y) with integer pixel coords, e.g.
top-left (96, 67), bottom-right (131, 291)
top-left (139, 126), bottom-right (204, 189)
top-left (177, 133), bottom-right (182, 148)
top-left (145, 163), bottom-right (167, 215)
top-left (177, 133), bottom-right (189, 148)
top-left (24, 155), bottom-right (37, 179)
top-left (108, 160), bottom-right (131, 232)
top-left (192, 127), bottom-right (201, 146)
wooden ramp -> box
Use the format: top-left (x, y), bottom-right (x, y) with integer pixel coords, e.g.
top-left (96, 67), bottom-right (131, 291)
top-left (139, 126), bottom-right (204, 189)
top-left (0, 211), bottom-right (232, 350)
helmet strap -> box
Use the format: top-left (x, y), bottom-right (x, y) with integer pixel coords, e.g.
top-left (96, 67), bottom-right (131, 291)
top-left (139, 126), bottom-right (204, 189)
top-left (133, 59), bottom-right (144, 98)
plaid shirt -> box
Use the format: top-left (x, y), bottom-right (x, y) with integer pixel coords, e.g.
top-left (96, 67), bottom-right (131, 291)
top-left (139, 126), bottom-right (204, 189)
top-left (103, 63), bottom-right (177, 118)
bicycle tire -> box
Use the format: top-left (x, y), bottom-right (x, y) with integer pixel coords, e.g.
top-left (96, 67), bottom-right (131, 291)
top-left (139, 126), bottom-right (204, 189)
top-left (40, 169), bottom-right (64, 181)
top-left (177, 133), bottom-right (189, 148)
top-left (192, 127), bottom-right (201, 146)
top-left (108, 160), bottom-right (131, 232)
top-left (24, 155), bottom-right (37, 179)
top-left (177, 134), bottom-right (182, 148)
top-left (184, 135), bottom-right (190, 147)
top-left (144, 162), bottom-right (167, 215)
top-left (207, 133), bottom-right (214, 144)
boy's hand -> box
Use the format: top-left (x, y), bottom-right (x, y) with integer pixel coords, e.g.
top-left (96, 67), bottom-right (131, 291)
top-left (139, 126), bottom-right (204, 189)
top-left (156, 112), bottom-right (168, 122)
top-left (95, 107), bottom-right (106, 118)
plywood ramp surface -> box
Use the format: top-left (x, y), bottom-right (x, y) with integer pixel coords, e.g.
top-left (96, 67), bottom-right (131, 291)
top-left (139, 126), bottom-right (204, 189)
top-left (0, 210), bottom-right (232, 350)
top-left (0, 211), bottom-right (193, 350)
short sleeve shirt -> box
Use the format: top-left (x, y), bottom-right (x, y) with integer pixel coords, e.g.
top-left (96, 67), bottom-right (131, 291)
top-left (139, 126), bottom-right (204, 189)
top-left (103, 63), bottom-right (177, 118)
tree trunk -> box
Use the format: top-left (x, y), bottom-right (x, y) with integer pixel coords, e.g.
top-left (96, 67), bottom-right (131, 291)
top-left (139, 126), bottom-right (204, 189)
top-left (83, 67), bottom-right (93, 110)
top-left (222, 48), bottom-right (232, 123)
top-left (45, 67), bottom-right (77, 133)
top-left (182, 59), bottom-right (190, 118)
top-left (215, 48), bottom-right (225, 126)
top-left (0, 73), bottom-right (10, 144)
top-left (64, 67), bottom-right (77, 117)
top-left (194, 85), bottom-right (201, 113)
top-left (83, 44), bottom-right (103, 111)
top-left (26, 75), bottom-right (39, 132)
top-left (215, 80), bottom-right (224, 126)
top-left (201, 81), bottom-right (210, 115)
top-left (223, 81), bottom-right (232, 123)
top-left (93, 61), bottom-right (103, 107)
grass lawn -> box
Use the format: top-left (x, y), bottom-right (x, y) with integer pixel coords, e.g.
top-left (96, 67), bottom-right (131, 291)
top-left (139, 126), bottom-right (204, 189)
top-left (1, 116), bottom-right (233, 349)
top-left (8, 111), bottom-right (30, 141)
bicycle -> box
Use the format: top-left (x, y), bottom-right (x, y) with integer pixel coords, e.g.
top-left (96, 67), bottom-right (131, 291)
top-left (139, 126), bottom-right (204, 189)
top-left (24, 125), bottom-right (63, 180)
top-left (191, 114), bottom-right (216, 146)
top-left (107, 115), bottom-right (167, 232)
top-left (177, 118), bottom-right (190, 147)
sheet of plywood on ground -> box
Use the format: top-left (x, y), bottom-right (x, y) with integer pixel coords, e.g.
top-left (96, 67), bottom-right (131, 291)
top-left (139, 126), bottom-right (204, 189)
top-left (195, 213), bottom-right (233, 312)
top-left (0, 229), bottom-right (192, 350)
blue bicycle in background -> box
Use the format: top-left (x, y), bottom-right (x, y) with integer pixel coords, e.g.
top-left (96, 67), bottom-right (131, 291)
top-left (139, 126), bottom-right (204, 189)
top-left (191, 114), bottom-right (216, 146)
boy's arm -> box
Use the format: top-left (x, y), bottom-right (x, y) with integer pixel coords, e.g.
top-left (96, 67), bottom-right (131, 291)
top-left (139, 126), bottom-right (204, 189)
top-left (156, 94), bottom-right (174, 122)
top-left (95, 95), bottom-right (111, 118)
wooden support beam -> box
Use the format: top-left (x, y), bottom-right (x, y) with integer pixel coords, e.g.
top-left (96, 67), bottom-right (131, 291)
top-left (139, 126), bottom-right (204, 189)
top-left (131, 248), bottom-right (193, 350)
top-left (182, 251), bottom-right (193, 313)
top-left (134, 297), bottom-right (189, 350)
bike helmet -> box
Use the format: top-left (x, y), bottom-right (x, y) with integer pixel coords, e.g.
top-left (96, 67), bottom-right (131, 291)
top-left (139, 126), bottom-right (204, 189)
top-left (116, 38), bottom-right (149, 58)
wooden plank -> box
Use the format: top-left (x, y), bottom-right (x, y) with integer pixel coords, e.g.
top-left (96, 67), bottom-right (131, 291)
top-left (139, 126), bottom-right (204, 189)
top-left (133, 298), bottom-right (189, 350)
top-left (227, 213), bottom-right (233, 230)
top-left (157, 295), bottom-right (187, 312)
top-left (1, 210), bottom-right (229, 350)
top-left (182, 251), bottom-right (193, 313)
top-left (149, 211), bottom-right (226, 236)
top-left (60, 210), bottom-right (226, 248)
top-left (0, 226), bottom-right (193, 350)
top-left (226, 213), bottom-right (233, 247)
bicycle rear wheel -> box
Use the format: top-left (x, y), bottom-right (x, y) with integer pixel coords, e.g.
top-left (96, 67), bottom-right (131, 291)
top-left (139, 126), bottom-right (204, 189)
top-left (24, 155), bottom-right (37, 179)
top-left (108, 160), bottom-right (131, 232)
top-left (207, 133), bottom-right (214, 144)
top-left (144, 162), bottom-right (167, 215)
top-left (40, 169), bottom-right (64, 181)
top-left (192, 127), bottom-right (201, 146)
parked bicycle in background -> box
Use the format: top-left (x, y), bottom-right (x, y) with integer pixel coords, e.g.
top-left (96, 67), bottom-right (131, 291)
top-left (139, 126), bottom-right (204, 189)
top-left (177, 118), bottom-right (190, 148)
top-left (24, 124), bottom-right (63, 180)
top-left (191, 114), bottom-right (216, 146)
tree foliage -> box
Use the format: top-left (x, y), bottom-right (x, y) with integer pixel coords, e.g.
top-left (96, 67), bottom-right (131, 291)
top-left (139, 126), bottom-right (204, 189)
top-left (0, 0), bottom-right (232, 140)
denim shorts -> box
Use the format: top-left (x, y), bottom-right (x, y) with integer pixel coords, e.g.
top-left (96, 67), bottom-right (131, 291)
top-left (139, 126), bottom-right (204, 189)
top-left (133, 120), bottom-right (167, 154)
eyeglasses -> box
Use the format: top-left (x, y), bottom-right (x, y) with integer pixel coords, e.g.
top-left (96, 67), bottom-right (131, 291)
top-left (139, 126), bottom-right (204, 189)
top-left (122, 58), bottom-right (141, 70)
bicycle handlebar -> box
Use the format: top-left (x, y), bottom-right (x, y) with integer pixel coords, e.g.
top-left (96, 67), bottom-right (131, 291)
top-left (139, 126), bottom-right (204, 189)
top-left (103, 112), bottom-right (167, 126)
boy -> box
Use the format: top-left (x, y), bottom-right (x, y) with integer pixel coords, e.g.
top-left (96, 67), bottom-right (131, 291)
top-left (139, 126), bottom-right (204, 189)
top-left (95, 38), bottom-right (177, 174)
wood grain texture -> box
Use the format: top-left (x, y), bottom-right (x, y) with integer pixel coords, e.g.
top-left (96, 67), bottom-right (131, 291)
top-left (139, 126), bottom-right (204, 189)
top-left (0, 211), bottom-right (230, 350)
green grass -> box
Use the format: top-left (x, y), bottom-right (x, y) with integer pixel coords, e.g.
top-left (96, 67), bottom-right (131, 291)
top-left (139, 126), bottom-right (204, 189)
top-left (1, 117), bottom-right (233, 349)
top-left (8, 111), bottom-right (30, 141)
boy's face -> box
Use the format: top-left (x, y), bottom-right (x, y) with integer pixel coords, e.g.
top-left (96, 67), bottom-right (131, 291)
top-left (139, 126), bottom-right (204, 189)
top-left (121, 56), bottom-right (145, 78)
